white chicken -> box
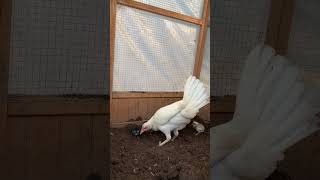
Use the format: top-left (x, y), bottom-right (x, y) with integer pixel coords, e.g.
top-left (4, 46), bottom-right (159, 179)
top-left (210, 44), bottom-right (320, 180)
top-left (139, 75), bottom-right (209, 146)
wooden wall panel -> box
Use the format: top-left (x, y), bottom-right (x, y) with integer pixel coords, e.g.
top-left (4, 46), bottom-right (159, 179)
top-left (110, 97), bottom-right (211, 126)
top-left (4, 115), bottom-right (107, 180)
top-left (199, 104), bottom-right (210, 122)
top-left (7, 95), bottom-right (235, 127)
top-left (0, 0), bottom-right (12, 173)
top-left (110, 96), bottom-right (236, 127)
top-left (28, 117), bottom-right (59, 180)
top-left (91, 115), bottom-right (108, 179)
top-left (8, 96), bottom-right (109, 116)
top-left (0, 0), bottom-right (12, 126)
top-left (111, 97), bottom-right (178, 124)
top-left (128, 98), bottom-right (139, 120)
top-left (4, 117), bottom-right (28, 180)
top-left (59, 116), bottom-right (89, 179)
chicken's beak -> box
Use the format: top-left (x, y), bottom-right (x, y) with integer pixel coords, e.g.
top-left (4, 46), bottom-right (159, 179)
top-left (139, 129), bottom-right (144, 135)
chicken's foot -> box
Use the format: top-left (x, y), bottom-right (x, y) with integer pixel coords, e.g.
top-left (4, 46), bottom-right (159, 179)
top-left (195, 132), bottom-right (201, 136)
top-left (171, 129), bottom-right (179, 141)
top-left (159, 133), bottom-right (171, 146)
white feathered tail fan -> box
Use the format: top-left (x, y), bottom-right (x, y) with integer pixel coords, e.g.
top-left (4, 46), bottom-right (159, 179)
top-left (211, 44), bottom-right (320, 180)
top-left (180, 75), bottom-right (210, 119)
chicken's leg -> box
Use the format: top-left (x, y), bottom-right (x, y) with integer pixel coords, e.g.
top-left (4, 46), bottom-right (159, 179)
top-left (171, 129), bottom-right (179, 141)
top-left (159, 132), bottom-right (171, 146)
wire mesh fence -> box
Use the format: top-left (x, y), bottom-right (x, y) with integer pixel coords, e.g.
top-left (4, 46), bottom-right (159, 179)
top-left (134, 0), bottom-right (205, 18)
top-left (113, 4), bottom-right (200, 92)
top-left (8, 0), bottom-right (320, 97)
top-left (8, 0), bottom-right (108, 95)
top-left (287, 0), bottom-right (320, 76)
top-left (211, 0), bottom-right (270, 96)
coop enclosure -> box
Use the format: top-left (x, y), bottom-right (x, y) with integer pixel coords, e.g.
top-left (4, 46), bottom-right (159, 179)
top-left (110, 0), bottom-right (211, 126)
top-left (0, 0), bottom-right (320, 179)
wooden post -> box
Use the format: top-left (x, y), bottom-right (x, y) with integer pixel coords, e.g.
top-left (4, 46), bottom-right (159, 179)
top-left (193, 0), bottom-right (210, 78)
top-left (0, 0), bottom-right (12, 135)
top-left (265, 0), bottom-right (294, 55)
top-left (0, 0), bottom-right (12, 171)
top-left (110, 0), bottom-right (117, 123)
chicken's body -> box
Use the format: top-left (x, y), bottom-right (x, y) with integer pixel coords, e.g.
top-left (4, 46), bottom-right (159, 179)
top-left (140, 76), bottom-right (209, 146)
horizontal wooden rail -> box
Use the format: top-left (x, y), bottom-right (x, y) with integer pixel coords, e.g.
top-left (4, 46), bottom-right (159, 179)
top-left (117, 0), bottom-right (203, 25)
top-left (8, 96), bottom-right (109, 116)
top-left (7, 95), bottom-right (236, 117)
top-left (112, 92), bottom-right (183, 98)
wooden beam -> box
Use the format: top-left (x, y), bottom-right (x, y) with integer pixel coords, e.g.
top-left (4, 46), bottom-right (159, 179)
top-left (117, 0), bottom-right (203, 25)
top-left (193, 0), bottom-right (210, 77)
top-left (276, 0), bottom-right (294, 55)
top-left (7, 95), bottom-right (235, 117)
top-left (7, 96), bottom-right (109, 116)
top-left (265, 0), bottom-right (283, 49)
top-left (0, 0), bottom-right (12, 136)
top-left (112, 92), bottom-right (183, 98)
top-left (0, 0), bottom-right (12, 171)
top-left (110, 95), bottom-right (236, 127)
top-left (265, 0), bottom-right (294, 55)
top-left (110, 0), bottom-right (117, 124)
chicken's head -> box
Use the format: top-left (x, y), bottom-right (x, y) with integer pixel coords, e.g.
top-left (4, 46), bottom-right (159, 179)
top-left (140, 122), bottom-right (151, 135)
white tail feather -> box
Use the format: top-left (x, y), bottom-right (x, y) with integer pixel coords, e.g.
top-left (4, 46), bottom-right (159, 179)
top-left (181, 76), bottom-right (209, 119)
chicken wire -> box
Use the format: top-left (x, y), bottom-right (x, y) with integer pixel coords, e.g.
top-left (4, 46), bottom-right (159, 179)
top-left (287, 0), bottom-right (320, 77)
top-left (8, 0), bottom-right (109, 95)
top-left (134, 0), bottom-right (205, 19)
top-left (211, 0), bottom-right (270, 96)
top-left (113, 5), bottom-right (201, 92)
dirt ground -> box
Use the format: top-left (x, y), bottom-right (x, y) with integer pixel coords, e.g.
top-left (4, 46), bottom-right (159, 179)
top-left (110, 114), bottom-right (320, 180)
top-left (110, 117), bottom-right (210, 180)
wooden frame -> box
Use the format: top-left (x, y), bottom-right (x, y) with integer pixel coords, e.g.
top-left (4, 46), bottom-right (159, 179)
top-left (5, 95), bottom-right (234, 115)
top-left (109, 0), bottom-right (211, 125)
top-left (265, 0), bottom-right (294, 55)
top-left (110, 0), bottom-right (117, 101)
top-left (193, 0), bottom-right (210, 77)
top-left (117, 0), bottom-right (203, 25)
top-left (7, 96), bottom-right (109, 116)
top-left (109, 0), bottom-right (211, 98)
top-left (0, 0), bottom-right (12, 172)
top-left (112, 92), bottom-right (183, 99)
top-left (0, 0), bottom-right (12, 137)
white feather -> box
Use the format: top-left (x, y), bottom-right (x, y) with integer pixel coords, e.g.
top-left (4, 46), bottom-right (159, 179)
top-left (211, 44), bottom-right (320, 179)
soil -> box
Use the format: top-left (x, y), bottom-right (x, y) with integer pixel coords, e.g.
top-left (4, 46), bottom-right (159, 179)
top-left (110, 114), bottom-right (304, 180)
top-left (110, 117), bottom-right (210, 180)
